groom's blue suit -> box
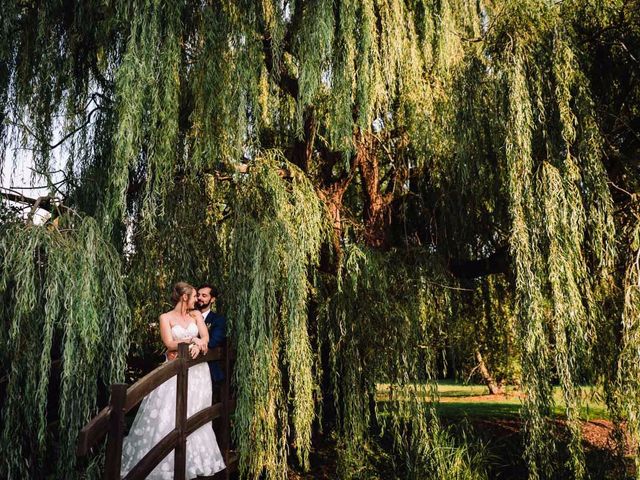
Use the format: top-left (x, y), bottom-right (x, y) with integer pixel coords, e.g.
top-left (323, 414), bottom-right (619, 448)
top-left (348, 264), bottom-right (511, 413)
top-left (204, 310), bottom-right (226, 383)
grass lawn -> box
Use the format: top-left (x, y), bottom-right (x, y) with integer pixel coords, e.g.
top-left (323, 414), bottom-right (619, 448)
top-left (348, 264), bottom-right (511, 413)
top-left (377, 381), bottom-right (608, 420)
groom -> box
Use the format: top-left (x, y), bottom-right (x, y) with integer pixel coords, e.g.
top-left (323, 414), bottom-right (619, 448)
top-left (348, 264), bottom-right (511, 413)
top-left (196, 284), bottom-right (226, 387)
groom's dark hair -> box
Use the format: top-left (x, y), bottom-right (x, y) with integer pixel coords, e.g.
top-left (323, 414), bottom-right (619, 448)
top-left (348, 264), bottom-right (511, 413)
top-left (198, 283), bottom-right (219, 298)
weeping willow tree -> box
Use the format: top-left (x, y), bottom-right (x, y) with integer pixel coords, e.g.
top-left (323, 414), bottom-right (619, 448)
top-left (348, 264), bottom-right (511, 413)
top-left (1, 0), bottom-right (639, 479)
top-left (493, 6), bottom-right (616, 478)
top-left (318, 243), bottom-right (490, 479)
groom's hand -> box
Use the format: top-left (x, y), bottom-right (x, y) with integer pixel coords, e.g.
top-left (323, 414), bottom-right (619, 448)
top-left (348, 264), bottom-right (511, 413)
top-left (191, 337), bottom-right (208, 354)
top-left (166, 350), bottom-right (178, 361)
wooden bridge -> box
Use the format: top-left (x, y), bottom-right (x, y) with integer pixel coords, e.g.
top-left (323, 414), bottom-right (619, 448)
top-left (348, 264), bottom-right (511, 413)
top-left (77, 341), bottom-right (237, 480)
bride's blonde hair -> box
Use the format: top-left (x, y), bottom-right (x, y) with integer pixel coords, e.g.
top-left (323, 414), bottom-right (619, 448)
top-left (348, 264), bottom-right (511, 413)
top-left (171, 282), bottom-right (194, 305)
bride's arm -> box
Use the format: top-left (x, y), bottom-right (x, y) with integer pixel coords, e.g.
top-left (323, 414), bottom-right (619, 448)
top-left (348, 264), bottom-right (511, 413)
top-left (191, 311), bottom-right (209, 352)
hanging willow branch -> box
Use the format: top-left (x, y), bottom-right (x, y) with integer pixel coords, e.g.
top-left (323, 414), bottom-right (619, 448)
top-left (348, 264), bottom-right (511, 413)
top-left (226, 151), bottom-right (327, 478)
top-left (497, 3), bottom-right (617, 477)
top-left (319, 243), bottom-right (489, 479)
top-left (0, 216), bottom-right (130, 479)
top-left (617, 197), bottom-right (640, 478)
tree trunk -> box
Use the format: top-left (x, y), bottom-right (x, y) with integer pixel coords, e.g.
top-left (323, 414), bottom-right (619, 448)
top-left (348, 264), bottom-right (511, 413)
top-left (474, 349), bottom-right (504, 395)
top-left (356, 134), bottom-right (392, 248)
top-left (317, 148), bottom-right (360, 269)
top-left (318, 181), bottom-right (350, 268)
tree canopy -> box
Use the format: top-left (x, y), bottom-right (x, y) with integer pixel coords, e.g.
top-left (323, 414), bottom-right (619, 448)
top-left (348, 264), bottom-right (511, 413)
top-left (1, 1), bottom-right (639, 479)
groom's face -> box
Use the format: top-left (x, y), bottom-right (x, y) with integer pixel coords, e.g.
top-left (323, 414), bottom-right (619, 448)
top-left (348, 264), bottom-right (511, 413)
top-left (196, 287), bottom-right (213, 310)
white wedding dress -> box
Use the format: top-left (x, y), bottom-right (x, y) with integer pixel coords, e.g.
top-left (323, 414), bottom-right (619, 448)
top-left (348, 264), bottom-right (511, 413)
top-left (121, 322), bottom-right (226, 479)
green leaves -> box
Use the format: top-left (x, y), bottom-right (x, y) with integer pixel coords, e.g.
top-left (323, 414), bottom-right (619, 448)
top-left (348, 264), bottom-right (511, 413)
top-left (617, 198), bottom-right (640, 479)
top-left (500, 6), bottom-right (616, 477)
top-left (108, 0), bottom-right (182, 232)
top-left (227, 152), bottom-right (326, 478)
top-left (0, 217), bottom-right (129, 479)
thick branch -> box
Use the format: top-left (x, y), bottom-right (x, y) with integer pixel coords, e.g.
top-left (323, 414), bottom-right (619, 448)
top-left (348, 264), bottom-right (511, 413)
top-left (356, 134), bottom-right (394, 248)
top-left (475, 349), bottom-right (505, 395)
top-left (1, 190), bottom-right (55, 212)
top-left (288, 109), bottom-right (317, 172)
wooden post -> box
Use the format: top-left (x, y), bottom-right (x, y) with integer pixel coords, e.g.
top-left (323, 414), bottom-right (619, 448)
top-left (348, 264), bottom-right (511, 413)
top-left (222, 339), bottom-right (231, 480)
top-left (104, 384), bottom-right (127, 480)
top-left (174, 343), bottom-right (189, 480)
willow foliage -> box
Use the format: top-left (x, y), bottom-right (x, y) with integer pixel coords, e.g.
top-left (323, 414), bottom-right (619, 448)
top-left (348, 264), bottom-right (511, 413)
top-left (319, 244), bottom-right (488, 478)
top-left (0, 216), bottom-right (129, 479)
top-left (495, 4), bottom-right (616, 476)
top-left (225, 152), bottom-right (326, 478)
top-left (618, 198), bottom-right (640, 477)
top-left (107, 0), bottom-right (182, 231)
top-left (1, 0), bottom-right (639, 479)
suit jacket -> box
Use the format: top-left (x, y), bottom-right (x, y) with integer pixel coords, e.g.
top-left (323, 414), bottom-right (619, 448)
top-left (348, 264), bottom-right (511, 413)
top-left (204, 311), bottom-right (226, 383)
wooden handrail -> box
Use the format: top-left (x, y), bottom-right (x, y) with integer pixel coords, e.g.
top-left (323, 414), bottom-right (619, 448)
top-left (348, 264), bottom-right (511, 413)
top-left (123, 403), bottom-right (226, 479)
top-left (77, 340), bottom-right (237, 480)
top-left (104, 384), bottom-right (127, 479)
top-left (77, 346), bottom-right (231, 456)
top-left (124, 360), bottom-right (181, 412)
top-left (175, 348), bottom-right (188, 480)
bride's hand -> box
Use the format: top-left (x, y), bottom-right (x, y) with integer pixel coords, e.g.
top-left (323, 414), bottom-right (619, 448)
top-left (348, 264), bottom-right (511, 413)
top-left (188, 343), bottom-right (200, 359)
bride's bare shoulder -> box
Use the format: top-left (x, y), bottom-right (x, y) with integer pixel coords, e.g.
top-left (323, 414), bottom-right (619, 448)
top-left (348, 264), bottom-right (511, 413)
top-left (159, 312), bottom-right (173, 324)
top-left (189, 310), bottom-right (204, 322)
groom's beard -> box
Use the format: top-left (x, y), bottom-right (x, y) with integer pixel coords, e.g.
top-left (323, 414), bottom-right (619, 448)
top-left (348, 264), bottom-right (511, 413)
top-left (196, 301), bottom-right (211, 311)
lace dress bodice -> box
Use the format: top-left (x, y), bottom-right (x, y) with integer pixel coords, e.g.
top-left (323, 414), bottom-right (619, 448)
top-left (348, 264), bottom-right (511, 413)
top-left (171, 322), bottom-right (198, 342)
top-left (171, 322), bottom-right (199, 341)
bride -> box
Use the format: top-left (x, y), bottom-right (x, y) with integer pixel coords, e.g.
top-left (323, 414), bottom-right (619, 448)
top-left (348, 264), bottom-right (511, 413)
top-left (121, 282), bottom-right (226, 479)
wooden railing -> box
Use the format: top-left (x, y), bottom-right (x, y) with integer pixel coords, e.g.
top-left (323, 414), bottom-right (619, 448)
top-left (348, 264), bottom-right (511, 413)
top-left (77, 341), bottom-right (237, 480)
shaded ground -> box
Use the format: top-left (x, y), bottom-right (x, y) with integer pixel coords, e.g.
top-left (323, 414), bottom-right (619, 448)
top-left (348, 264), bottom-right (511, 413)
top-left (288, 383), bottom-right (634, 479)
top-left (464, 417), bottom-right (633, 479)
top-left (288, 418), bottom-right (634, 480)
